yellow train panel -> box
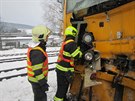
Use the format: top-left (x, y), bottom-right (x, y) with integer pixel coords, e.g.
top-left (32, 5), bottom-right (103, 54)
top-left (123, 87), bottom-right (135, 101)
top-left (84, 1), bottom-right (135, 41)
top-left (63, 1), bottom-right (135, 100)
top-left (84, 1), bottom-right (135, 59)
top-left (93, 38), bottom-right (135, 59)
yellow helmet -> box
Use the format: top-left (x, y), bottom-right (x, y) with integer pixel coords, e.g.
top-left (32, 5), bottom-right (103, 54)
top-left (65, 26), bottom-right (78, 37)
top-left (32, 25), bottom-right (51, 42)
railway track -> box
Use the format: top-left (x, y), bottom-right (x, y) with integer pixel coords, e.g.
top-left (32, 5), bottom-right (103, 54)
top-left (0, 62), bottom-right (56, 81)
top-left (0, 52), bottom-right (58, 63)
top-left (0, 50), bottom-right (59, 57)
top-left (0, 50), bottom-right (59, 81)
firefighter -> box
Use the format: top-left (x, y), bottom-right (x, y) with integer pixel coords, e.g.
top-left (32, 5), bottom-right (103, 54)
top-left (27, 25), bottom-right (51, 101)
top-left (54, 26), bottom-right (82, 101)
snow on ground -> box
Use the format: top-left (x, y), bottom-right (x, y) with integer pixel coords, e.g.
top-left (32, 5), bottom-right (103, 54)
top-left (0, 47), bottom-right (60, 101)
top-left (0, 56), bottom-right (57, 73)
top-left (0, 47), bottom-right (60, 56)
top-left (0, 71), bottom-right (57, 101)
top-left (0, 47), bottom-right (59, 56)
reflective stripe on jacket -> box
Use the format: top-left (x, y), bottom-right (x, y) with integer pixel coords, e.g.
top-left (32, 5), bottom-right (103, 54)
top-left (54, 96), bottom-right (63, 101)
top-left (56, 39), bottom-right (82, 72)
top-left (27, 46), bottom-right (48, 83)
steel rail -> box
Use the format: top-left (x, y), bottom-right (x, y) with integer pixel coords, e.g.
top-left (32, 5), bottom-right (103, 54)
top-left (0, 62), bottom-right (56, 81)
top-left (0, 53), bottom-right (58, 63)
top-left (0, 50), bottom-right (59, 57)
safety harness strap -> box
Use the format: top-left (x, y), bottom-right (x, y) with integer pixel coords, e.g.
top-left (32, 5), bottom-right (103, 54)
top-left (57, 39), bottom-right (74, 65)
top-left (56, 64), bottom-right (74, 72)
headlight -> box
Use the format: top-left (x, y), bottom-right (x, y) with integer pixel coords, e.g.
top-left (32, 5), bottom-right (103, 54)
top-left (84, 34), bottom-right (92, 43)
top-left (84, 50), bottom-right (94, 61)
top-left (82, 32), bottom-right (94, 45)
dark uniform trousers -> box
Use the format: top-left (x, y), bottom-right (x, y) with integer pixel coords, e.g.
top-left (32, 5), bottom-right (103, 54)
top-left (55, 70), bottom-right (69, 101)
top-left (31, 83), bottom-right (47, 101)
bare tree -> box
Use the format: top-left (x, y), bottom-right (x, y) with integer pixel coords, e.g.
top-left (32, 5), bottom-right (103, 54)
top-left (42, 0), bottom-right (63, 33)
top-left (0, 17), bottom-right (5, 33)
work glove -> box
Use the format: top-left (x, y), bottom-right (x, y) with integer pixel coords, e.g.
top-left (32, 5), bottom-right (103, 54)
top-left (65, 71), bottom-right (74, 83)
top-left (41, 83), bottom-right (49, 92)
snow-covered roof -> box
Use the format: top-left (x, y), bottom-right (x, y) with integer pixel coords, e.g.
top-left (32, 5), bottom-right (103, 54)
top-left (1, 37), bottom-right (32, 40)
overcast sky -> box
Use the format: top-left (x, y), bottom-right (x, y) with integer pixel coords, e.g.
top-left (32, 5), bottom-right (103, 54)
top-left (0, 0), bottom-right (44, 26)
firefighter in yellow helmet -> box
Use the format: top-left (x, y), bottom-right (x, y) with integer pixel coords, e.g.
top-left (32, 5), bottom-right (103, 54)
top-left (27, 25), bottom-right (51, 101)
top-left (54, 26), bottom-right (82, 101)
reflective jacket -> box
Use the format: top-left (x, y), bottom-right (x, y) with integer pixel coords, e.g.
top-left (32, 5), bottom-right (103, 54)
top-left (27, 46), bottom-right (48, 83)
top-left (56, 39), bottom-right (82, 72)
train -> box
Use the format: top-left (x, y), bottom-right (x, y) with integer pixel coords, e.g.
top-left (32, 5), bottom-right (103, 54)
top-left (60, 0), bottom-right (135, 101)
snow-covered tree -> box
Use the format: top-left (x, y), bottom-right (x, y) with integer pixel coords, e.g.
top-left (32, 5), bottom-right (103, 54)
top-left (42, 0), bottom-right (63, 33)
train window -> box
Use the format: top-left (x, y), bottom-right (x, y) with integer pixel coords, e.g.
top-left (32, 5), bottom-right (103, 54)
top-left (99, 22), bottom-right (104, 27)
